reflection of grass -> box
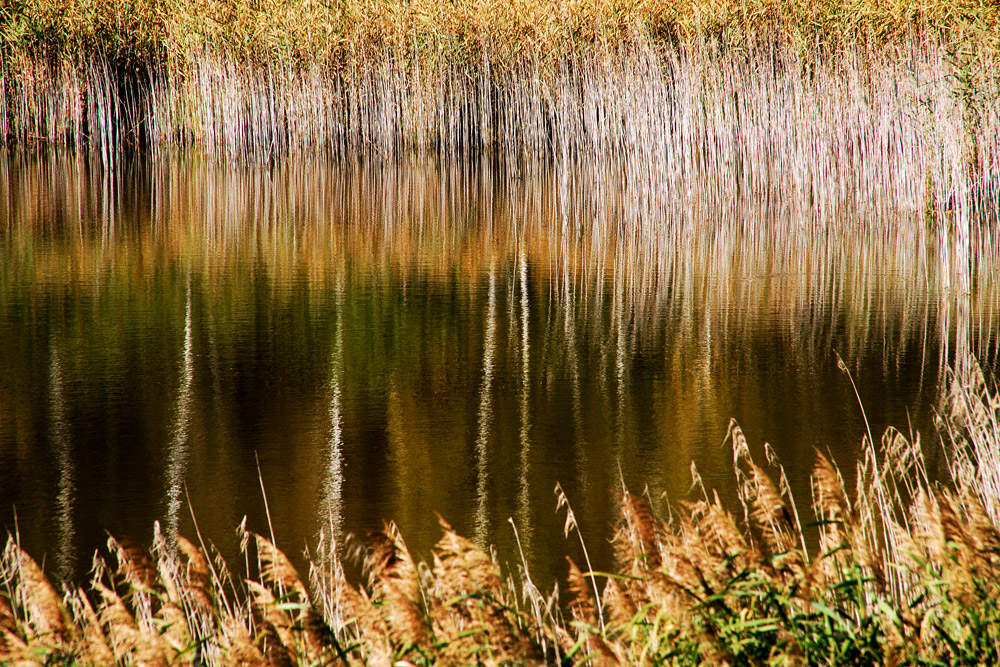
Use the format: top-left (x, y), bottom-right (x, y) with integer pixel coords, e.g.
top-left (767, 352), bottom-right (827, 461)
top-left (2, 151), bottom-right (994, 387)
top-left (1, 362), bottom-right (999, 665)
top-left (0, 153), bottom-right (968, 289)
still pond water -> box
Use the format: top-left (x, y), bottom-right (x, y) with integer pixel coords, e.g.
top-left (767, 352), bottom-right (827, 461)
top-left (1, 152), bottom-right (995, 586)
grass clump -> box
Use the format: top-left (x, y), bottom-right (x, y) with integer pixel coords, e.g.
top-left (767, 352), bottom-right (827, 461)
top-left (2, 360), bottom-right (1000, 665)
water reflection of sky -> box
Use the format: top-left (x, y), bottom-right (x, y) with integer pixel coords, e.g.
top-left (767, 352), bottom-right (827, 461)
top-left (0, 153), bottom-right (995, 588)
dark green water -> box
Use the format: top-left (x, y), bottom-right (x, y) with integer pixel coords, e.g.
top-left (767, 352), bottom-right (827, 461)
top-left (1, 152), bottom-right (994, 587)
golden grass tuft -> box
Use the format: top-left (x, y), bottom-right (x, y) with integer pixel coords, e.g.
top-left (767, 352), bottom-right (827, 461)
top-left (2, 542), bottom-right (70, 646)
top-left (64, 585), bottom-right (117, 666)
top-left (362, 525), bottom-right (431, 653)
top-left (429, 517), bottom-right (544, 664)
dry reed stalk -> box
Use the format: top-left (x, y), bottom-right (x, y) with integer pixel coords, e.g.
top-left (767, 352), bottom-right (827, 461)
top-left (217, 616), bottom-right (268, 667)
top-left (332, 573), bottom-right (391, 665)
top-left (363, 525), bottom-right (431, 654)
top-left (307, 529), bottom-right (391, 665)
top-left (430, 518), bottom-right (544, 664)
top-left (174, 534), bottom-right (215, 611)
top-left (63, 586), bottom-right (117, 666)
top-left (565, 557), bottom-right (597, 630)
top-left (94, 579), bottom-right (169, 667)
top-left (607, 502), bottom-right (656, 619)
top-left (108, 534), bottom-right (162, 598)
top-left (660, 504), bottom-right (754, 623)
top-left (157, 601), bottom-right (195, 665)
top-left (247, 580), bottom-right (298, 665)
top-left (252, 534), bottom-right (337, 665)
top-left (155, 526), bottom-right (237, 666)
top-left (565, 557), bottom-right (621, 665)
top-left (614, 493), bottom-right (662, 574)
top-left (747, 462), bottom-right (800, 559)
top-left (810, 450), bottom-right (859, 588)
top-left (255, 534), bottom-right (309, 600)
top-left (599, 578), bottom-right (636, 633)
top-left (0, 542), bottom-right (71, 650)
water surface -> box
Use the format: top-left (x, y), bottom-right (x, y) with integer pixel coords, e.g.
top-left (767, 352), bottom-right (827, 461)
top-left (1, 152), bottom-right (995, 586)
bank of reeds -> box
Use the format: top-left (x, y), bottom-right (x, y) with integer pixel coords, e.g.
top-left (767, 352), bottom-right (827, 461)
top-left (1, 359), bottom-right (998, 665)
top-left (4, 2), bottom-right (999, 290)
top-left (3, 1), bottom-right (1000, 166)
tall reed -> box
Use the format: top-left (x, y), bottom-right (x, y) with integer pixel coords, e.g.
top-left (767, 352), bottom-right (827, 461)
top-left (5, 38), bottom-right (998, 289)
top-left (3, 4), bottom-right (998, 200)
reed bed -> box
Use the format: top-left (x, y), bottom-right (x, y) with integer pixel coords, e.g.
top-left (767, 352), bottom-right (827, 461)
top-left (3, 3), bottom-right (999, 187)
top-left (4, 1), bottom-right (999, 289)
top-left (0, 358), bottom-right (997, 665)
top-left (4, 43), bottom-right (998, 290)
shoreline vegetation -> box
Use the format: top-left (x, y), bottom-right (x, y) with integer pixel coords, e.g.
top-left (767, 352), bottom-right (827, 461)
top-left (3, 0), bottom-right (998, 281)
top-left (0, 359), bottom-right (999, 665)
top-left (2, 3), bottom-right (1000, 665)
top-left (1, 0), bottom-right (998, 158)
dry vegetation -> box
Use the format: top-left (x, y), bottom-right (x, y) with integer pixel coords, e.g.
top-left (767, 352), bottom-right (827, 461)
top-left (2, 0), bottom-right (999, 154)
top-left (2, 0), bottom-right (998, 277)
top-left (2, 5), bottom-right (999, 663)
top-left (5, 0), bottom-right (996, 64)
top-left (1, 360), bottom-right (999, 665)
top-left (2, 1), bottom-right (997, 266)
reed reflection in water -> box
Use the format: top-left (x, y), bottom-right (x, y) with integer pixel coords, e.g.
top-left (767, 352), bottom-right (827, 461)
top-left (0, 152), bottom-right (995, 586)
